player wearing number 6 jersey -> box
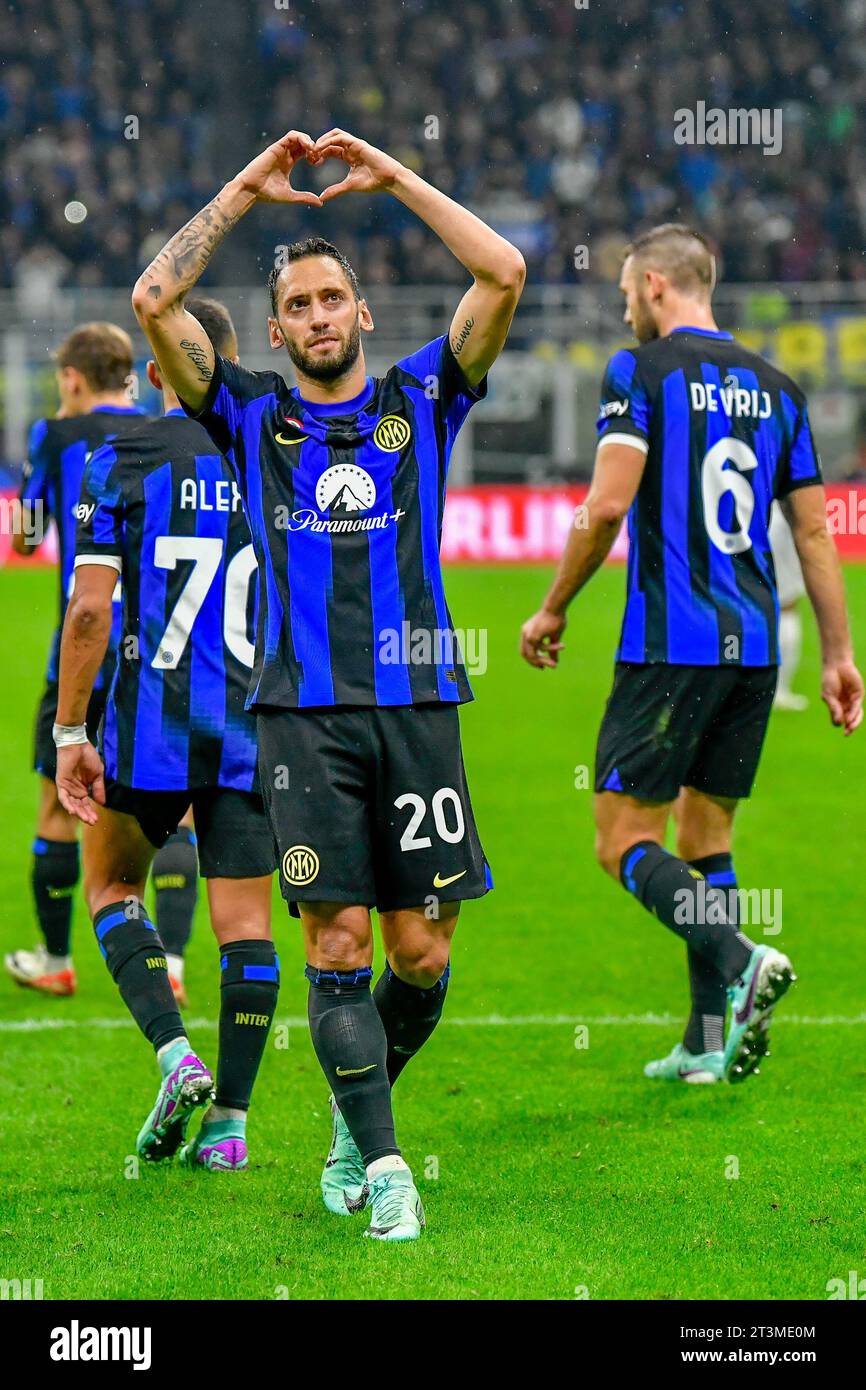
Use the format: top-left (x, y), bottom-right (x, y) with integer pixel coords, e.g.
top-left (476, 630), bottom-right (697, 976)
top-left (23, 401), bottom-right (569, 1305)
top-left (521, 223), bottom-right (863, 1087)
top-left (55, 299), bottom-right (278, 1172)
top-left (133, 128), bottom-right (525, 1240)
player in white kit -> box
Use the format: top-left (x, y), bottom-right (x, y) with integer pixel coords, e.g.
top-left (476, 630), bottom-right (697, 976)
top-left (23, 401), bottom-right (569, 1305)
top-left (769, 502), bottom-right (808, 711)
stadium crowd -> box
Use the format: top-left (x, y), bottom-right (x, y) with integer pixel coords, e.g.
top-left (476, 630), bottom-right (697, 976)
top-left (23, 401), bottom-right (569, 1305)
top-left (2, 0), bottom-right (866, 295)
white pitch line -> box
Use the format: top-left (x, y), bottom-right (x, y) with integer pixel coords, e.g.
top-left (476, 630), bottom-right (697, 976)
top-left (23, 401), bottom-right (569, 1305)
top-left (1, 1012), bottom-right (865, 1034)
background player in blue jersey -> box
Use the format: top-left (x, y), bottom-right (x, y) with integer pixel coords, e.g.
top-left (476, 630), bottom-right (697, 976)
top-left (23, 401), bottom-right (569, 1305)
top-left (53, 299), bottom-right (278, 1172)
top-left (132, 127), bottom-right (525, 1239)
top-left (5, 324), bottom-right (200, 1003)
top-left (521, 223), bottom-right (863, 1087)
top-left (5, 324), bottom-right (148, 996)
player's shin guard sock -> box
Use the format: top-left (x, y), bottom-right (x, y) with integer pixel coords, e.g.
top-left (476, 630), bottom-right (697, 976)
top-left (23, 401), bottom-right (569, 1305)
top-left (306, 965), bottom-right (399, 1165)
top-left (685, 949), bottom-right (726, 1055)
top-left (151, 828), bottom-right (198, 958)
top-left (93, 900), bottom-right (185, 1051)
top-left (621, 842), bottom-right (754, 984)
top-left (684, 854), bottom-right (737, 1053)
top-left (215, 939), bottom-right (280, 1110)
top-left (31, 839), bottom-right (79, 957)
top-left (373, 961), bottom-right (450, 1085)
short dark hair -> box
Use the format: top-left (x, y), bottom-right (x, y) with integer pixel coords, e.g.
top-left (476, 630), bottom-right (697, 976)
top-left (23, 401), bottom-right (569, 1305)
top-left (54, 322), bottom-right (133, 391)
top-left (623, 223), bottom-right (716, 297)
top-left (267, 237), bottom-right (360, 315)
top-left (184, 295), bottom-right (237, 357)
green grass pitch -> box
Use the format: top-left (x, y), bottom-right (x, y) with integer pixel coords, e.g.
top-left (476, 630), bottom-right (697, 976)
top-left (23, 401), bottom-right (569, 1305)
top-left (1, 561), bottom-right (864, 1301)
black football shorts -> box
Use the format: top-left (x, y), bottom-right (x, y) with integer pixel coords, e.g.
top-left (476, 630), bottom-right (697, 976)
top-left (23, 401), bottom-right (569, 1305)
top-left (35, 680), bottom-right (108, 780)
top-left (595, 662), bottom-right (778, 803)
top-left (103, 782), bottom-right (277, 879)
top-left (256, 703), bottom-right (493, 913)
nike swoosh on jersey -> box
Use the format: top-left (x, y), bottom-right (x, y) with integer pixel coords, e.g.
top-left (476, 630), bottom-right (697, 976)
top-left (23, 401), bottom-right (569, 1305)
top-left (274, 431), bottom-right (309, 445)
top-left (433, 870), bottom-right (467, 888)
top-left (335, 1063), bottom-right (378, 1077)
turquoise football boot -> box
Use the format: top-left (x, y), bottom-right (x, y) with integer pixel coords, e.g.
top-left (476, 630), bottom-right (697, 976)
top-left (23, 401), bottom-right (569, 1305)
top-left (321, 1095), bottom-right (370, 1215)
top-left (363, 1168), bottom-right (425, 1243)
top-left (725, 945), bottom-right (796, 1083)
top-left (180, 1119), bottom-right (249, 1171)
top-left (644, 1043), bottom-right (724, 1083)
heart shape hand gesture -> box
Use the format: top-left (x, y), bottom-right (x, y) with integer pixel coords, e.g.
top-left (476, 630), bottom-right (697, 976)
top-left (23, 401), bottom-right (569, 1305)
top-left (235, 129), bottom-right (403, 206)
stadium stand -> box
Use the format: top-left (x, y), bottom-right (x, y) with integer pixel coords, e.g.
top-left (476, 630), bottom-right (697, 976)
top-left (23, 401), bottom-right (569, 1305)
top-left (2, 0), bottom-right (866, 293)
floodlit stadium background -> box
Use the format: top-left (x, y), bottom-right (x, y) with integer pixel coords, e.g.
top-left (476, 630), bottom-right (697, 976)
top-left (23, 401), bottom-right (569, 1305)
top-left (4, 0), bottom-right (866, 1305)
top-left (3, 0), bottom-right (866, 528)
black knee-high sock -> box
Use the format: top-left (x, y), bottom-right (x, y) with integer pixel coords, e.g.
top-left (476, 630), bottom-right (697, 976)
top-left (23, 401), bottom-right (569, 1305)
top-left (306, 966), bottom-right (399, 1165)
top-left (373, 962), bottom-right (450, 1085)
top-left (216, 939), bottom-right (279, 1110)
top-left (684, 854), bottom-right (737, 1054)
top-left (32, 838), bottom-right (79, 956)
top-left (621, 842), bottom-right (754, 984)
top-left (151, 828), bottom-right (198, 957)
top-left (94, 900), bottom-right (185, 1052)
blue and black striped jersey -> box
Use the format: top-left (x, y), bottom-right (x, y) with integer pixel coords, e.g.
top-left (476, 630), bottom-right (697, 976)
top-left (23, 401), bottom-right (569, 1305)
top-left (596, 327), bottom-right (823, 666)
top-left (74, 411), bottom-right (259, 793)
top-left (19, 407), bottom-right (149, 687)
top-left (182, 335), bottom-right (485, 709)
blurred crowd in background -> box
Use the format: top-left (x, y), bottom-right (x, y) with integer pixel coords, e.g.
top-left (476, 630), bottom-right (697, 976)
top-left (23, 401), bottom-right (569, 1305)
top-left (2, 0), bottom-right (866, 302)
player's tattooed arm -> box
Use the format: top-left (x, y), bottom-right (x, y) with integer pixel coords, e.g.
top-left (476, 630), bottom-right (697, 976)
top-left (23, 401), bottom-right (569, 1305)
top-left (133, 130), bottom-right (322, 409)
top-left (401, 166), bottom-right (524, 386)
top-left (180, 338), bottom-right (213, 383)
top-left (451, 317), bottom-right (474, 356)
top-left (376, 160), bottom-right (524, 386)
top-left (444, 267), bottom-right (523, 389)
top-left (132, 190), bottom-right (248, 408)
top-left (144, 196), bottom-right (245, 295)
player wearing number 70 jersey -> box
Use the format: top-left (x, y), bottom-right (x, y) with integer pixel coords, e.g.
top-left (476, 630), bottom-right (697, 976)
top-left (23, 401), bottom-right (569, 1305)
top-left (521, 223), bottom-right (863, 1088)
top-left (54, 299), bottom-right (278, 1173)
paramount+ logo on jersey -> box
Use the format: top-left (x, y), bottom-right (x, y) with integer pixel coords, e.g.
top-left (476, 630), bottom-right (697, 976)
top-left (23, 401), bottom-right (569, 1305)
top-left (273, 416), bottom-right (412, 535)
top-left (316, 463), bottom-right (377, 515)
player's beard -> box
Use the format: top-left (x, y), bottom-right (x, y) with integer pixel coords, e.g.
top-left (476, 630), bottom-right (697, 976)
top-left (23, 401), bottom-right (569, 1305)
top-left (283, 317), bottom-right (362, 382)
top-left (631, 291), bottom-right (660, 344)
